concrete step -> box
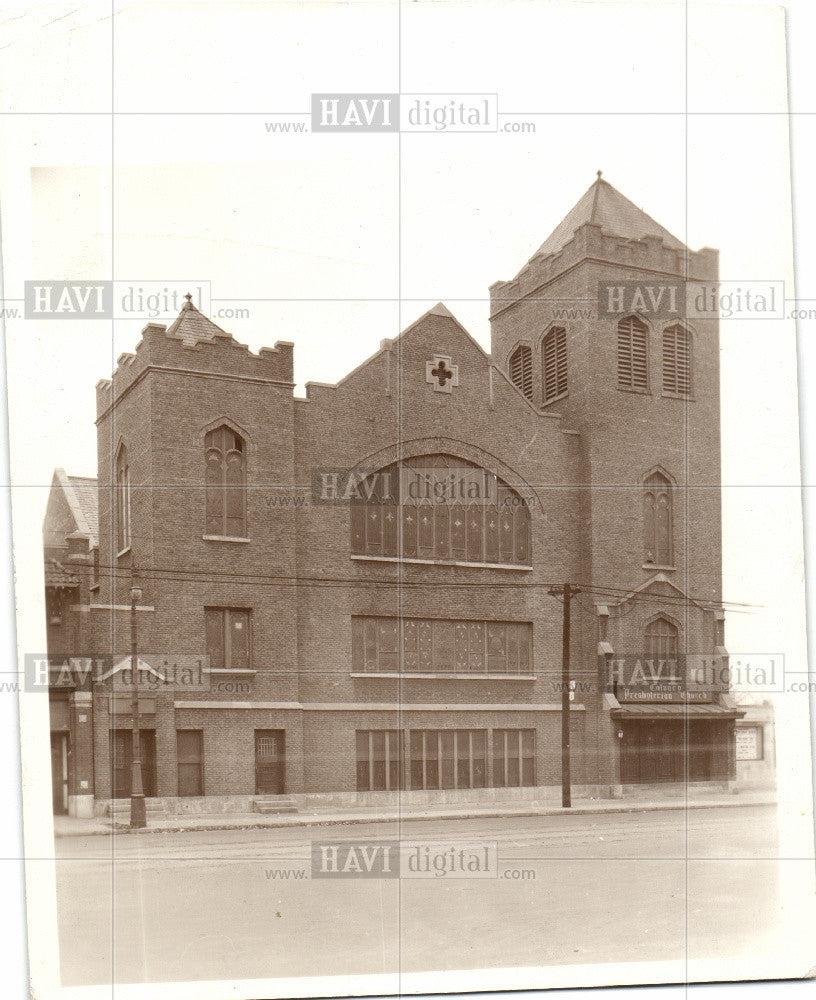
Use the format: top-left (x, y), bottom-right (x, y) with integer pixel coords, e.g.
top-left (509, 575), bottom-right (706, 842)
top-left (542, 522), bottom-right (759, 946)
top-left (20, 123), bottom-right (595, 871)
top-left (621, 781), bottom-right (732, 799)
top-left (107, 799), bottom-right (167, 818)
top-left (252, 797), bottom-right (299, 815)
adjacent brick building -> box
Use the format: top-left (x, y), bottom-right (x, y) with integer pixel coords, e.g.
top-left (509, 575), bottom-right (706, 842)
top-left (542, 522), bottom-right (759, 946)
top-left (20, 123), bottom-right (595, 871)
top-left (45, 175), bottom-right (743, 817)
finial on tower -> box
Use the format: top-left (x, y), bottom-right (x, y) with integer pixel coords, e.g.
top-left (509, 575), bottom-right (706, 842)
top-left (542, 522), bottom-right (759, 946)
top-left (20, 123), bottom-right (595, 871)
top-left (184, 292), bottom-right (193, 308)
top-left (596, 169), bottom-right (603, 180)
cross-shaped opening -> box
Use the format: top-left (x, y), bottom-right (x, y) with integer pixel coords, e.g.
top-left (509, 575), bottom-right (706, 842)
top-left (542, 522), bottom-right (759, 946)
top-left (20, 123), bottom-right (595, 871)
top-left (431, 360), bottom-right (453, 386)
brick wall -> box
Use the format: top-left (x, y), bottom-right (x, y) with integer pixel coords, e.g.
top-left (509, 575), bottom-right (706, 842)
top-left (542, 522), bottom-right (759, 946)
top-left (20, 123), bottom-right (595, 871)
top-left (73, 214), bottom-right (727, 804)
top-left (490, 225), bottom-right (724, 652)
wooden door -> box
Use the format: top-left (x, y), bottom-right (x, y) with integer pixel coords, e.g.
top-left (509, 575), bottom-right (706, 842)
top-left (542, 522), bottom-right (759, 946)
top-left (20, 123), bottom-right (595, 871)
top-left (110, 730), bottom-right (157, 798)
top-left (177, 730), bottom-right (204, 796)
top-left (51, 733), bottom-right (68, 814)
top-left (689, 721), bottom-right (713, 781)
top-left (620, 721), bottom-right (683, 783)
top-left (255, 730), bottom-right (285, 794)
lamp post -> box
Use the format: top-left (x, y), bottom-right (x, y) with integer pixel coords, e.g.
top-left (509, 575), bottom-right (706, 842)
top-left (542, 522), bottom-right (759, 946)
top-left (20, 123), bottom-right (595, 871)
top-left (129, 575), bottom-right (146, 829)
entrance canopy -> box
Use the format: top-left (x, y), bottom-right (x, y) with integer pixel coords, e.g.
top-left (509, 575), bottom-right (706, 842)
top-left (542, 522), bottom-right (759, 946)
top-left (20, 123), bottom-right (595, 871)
top-left (612, 703), bottom-right (745, 721)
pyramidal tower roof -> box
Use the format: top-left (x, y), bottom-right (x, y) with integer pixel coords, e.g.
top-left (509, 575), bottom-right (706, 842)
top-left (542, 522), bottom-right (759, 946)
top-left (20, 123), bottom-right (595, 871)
top-left (165, 293), bottom-right (231, 346)
top-left (534, 172), bottom-right (686, 258)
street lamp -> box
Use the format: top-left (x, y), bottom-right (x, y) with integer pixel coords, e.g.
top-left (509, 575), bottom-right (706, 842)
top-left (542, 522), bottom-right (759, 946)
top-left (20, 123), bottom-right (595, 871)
top-left (129, 580), bottom-right (146, 829)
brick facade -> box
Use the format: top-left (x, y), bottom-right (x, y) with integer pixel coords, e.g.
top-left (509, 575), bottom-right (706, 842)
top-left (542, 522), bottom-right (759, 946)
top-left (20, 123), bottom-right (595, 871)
top-left (44, 177), bottom-right (741, 816)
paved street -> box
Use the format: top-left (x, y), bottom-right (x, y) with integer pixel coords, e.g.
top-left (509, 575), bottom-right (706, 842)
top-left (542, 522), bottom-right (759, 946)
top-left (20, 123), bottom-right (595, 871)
top-left (53, 805), bottom-right (782, 987)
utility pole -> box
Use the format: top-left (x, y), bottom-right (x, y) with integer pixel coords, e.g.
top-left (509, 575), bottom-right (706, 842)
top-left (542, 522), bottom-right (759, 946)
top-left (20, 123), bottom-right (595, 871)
top-left (129, 567), bottom-right (146, 829)
top-left (548, 582), bottom-right (580, 808)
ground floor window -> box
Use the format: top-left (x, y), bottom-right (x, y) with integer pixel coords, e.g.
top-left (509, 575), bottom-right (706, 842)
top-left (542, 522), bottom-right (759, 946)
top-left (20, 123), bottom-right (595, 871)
top-left (356, 730), bottom-right (403, 791)
top-left (356, 729), bottom-right (538, 790)
top-left (410, 729), bottom-right (487, 790)
top-left (177, 730), bottom-right (204, 796)
top-left (493, 729), bottom-right (536, 787)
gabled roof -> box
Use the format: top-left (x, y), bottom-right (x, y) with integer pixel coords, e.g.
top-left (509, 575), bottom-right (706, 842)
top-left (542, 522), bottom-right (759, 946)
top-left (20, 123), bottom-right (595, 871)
top-left (46, 469), bottom-right (98, 548)
top-left (534, 173), bottom-right (686, 259)
top-left (66, 475), bottom-right (98, 540)
top-left (605, 572), bottom-right (716, 612)
top-left (166, 294), bottom-right (231, 346)
top-left (328, 302), bottom-right (489, 392)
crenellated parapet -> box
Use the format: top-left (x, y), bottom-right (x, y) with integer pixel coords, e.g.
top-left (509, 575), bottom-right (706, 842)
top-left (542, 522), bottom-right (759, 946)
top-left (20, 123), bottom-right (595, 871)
top-left (96, 299), bottom-right (294, 418)
top-left (490, 221), bottom-right (719, 320)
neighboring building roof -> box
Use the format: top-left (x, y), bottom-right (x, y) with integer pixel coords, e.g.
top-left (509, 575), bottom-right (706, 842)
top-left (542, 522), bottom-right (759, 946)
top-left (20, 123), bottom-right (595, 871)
top-left (44, 469), bottom-right (99, 550)
top-left (166, 294), bottom-right (231, 346)
top-left (44, 558), bottom-right (79, 588)
top-left (66, 475), bottom-right (98, 541)
top-left (534, 173), bottom-right (686, 259)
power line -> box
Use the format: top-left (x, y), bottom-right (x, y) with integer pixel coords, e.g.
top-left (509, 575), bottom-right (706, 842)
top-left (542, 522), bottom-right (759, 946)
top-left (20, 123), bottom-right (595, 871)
top-left (64, 563), bottom-right (758, 611)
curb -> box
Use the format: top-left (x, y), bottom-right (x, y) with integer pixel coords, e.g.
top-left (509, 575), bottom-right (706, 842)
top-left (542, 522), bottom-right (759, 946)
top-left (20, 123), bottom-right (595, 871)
top-left (55, 797), bottom-right (777, 837)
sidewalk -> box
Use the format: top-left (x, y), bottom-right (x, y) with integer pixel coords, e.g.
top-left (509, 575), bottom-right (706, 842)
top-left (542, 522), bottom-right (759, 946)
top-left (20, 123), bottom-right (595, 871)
top-left (53, 789), bottom-right (777, 837)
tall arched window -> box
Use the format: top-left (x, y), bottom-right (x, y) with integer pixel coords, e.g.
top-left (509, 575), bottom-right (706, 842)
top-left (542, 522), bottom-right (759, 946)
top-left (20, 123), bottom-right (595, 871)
top-left (115, 444), bottom-right (130, 553)
top-left (350, 454), bottom-right (531, 566)
top-left (542, 326), bottom-right (567, 402)
top-left (617, 315), bottom-right (649, 390)
top-left (643, 471), bottom-right (672, 566)
top-left (662, 324), bottom-right (692, 395)
top-left (644, 617), bottom-right (680, 679)
top-left (508, 345), bottom-right (533, 400)
top-left (205, 426), bottom-right (247, 537)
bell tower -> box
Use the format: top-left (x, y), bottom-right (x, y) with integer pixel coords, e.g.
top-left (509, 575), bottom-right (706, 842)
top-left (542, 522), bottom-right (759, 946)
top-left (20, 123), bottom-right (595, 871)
top-left (489, 173), bottom-right (722, 606)
top-left (490, 174), bottom-right (734, 790)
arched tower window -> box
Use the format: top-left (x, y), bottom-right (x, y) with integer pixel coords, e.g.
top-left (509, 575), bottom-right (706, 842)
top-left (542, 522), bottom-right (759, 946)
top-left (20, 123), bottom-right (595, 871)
top-left (617, 315), bottom-right (649, 391)
top-left (115, 444), bottom-right (130, 553)
top-left (662, 324), bottom-right (692, 395)
top-left (542, 326), bottom-right (567, 402)
top-left (205, 426), bottom-right (247, 537)
top-left (644, 617), bottom-right (680, 679)
top-left (350, 454), bottom-right (531, 566)
top-left (508, 345), bottom-right (533, 400)
top-left (643, 471), bottom-right (673, 566)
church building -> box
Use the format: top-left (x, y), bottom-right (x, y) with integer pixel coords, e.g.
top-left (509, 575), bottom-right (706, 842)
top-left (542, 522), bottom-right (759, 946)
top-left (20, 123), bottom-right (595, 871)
top-left (44, 174), bottom-right (742, 817)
